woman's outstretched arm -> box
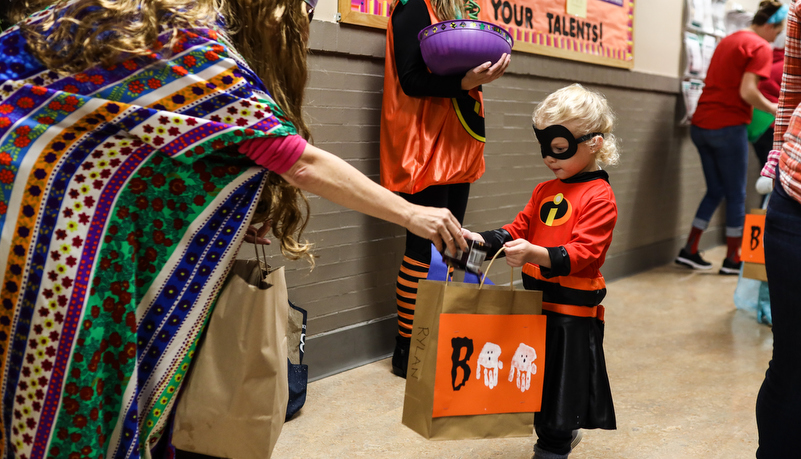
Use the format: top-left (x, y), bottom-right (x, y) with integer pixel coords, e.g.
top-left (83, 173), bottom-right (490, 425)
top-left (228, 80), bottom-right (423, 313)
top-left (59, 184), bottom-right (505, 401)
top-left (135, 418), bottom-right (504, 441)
top-left (280, 143), bottom-right (468, 255)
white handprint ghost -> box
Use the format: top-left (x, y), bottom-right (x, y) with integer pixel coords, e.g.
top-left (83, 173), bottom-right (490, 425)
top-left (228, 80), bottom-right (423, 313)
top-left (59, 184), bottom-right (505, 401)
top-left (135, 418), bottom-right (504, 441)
top-left (508, 343), bottom-right (537, 393)
top-left (475, 342), bottom-right (503, 389)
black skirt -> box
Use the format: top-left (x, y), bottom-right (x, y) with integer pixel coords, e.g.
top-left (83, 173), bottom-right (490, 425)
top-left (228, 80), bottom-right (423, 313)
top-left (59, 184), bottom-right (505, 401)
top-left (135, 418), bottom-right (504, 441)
top-left (534, 310), bottom-right (616, 431)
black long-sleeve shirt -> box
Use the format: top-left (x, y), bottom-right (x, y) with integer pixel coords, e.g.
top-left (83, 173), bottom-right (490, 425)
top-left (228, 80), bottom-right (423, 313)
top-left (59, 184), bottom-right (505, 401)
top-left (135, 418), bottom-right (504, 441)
top-left (391, 0), bottom-right (470, 98)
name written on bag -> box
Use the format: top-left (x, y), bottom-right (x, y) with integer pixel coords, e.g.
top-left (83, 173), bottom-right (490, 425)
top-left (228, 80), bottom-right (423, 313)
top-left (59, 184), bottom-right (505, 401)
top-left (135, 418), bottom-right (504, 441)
top-left (408, 323), bottom-right (431, 380)
top-left (432, 314), bottom-right (546, 418)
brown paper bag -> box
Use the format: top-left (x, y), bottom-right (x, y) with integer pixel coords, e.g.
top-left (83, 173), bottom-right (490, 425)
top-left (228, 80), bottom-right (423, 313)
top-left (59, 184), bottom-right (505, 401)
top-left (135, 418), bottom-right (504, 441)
top-left (402, 268), bottom-right (544, 440)
top-left (173, 260), bottom-right (289, 459)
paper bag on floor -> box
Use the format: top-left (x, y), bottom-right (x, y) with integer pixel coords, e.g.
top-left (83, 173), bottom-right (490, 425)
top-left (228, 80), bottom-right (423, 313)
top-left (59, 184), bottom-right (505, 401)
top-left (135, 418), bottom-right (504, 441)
top-left (173, 260), bottom-right (289, 459)
top-left (402, 272), bottom-right (545, 440)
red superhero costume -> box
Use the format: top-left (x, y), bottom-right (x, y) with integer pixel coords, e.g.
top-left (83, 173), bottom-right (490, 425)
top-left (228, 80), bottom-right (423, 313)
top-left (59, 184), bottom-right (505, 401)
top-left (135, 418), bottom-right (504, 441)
top-left (480, 170), bottom-right (617, 431)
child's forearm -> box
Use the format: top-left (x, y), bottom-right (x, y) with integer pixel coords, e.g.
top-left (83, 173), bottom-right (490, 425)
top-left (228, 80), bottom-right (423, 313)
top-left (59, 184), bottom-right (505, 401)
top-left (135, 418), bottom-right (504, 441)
top-left (528, 244), bottom-right (551, 268)
top-left (503, 238), bottom-right (552, 269)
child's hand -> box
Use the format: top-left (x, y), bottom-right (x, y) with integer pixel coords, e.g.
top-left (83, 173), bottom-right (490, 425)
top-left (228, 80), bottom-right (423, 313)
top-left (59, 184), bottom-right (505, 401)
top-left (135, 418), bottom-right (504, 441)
top-left (461, 228), bottom-right (485, 243)
top-left (503, 239), bottom-right (536, 267)
top-left (461, 53), bottom-right (511, 90)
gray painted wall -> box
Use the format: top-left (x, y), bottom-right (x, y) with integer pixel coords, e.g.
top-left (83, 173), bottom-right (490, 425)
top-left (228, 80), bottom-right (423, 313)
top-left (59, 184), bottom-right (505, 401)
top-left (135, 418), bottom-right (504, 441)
top-left (246, 22), bottom-right (765, 381)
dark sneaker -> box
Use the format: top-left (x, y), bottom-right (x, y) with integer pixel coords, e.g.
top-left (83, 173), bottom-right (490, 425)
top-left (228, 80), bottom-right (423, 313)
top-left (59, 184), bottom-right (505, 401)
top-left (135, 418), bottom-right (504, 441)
top-left (719, 258), bottom-right (742, 275)
top-left (675, 248), bottom-right (713, 270)
top-left (391, 335), bottom-right (410, 378)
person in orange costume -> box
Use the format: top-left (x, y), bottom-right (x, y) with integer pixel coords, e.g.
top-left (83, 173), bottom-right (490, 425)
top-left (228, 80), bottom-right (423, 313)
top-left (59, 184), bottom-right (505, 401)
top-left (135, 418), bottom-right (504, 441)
top-left (380, 0), bottom-right (510, 378)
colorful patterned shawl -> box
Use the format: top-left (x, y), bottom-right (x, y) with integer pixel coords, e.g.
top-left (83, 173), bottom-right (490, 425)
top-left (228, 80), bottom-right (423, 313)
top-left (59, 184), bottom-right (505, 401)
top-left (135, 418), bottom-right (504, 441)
top-left (0, 6), bottom-right (295, 458)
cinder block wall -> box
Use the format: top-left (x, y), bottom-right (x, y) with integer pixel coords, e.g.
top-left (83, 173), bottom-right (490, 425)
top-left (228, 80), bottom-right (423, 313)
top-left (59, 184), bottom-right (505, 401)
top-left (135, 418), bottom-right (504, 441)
top-left (248, 22), bottom-right (764, 380)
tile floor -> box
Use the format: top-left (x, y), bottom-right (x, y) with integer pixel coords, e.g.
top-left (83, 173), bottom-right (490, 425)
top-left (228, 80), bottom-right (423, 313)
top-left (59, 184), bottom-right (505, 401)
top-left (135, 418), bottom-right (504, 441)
top-left (273, 246), bottom-right (773, 459)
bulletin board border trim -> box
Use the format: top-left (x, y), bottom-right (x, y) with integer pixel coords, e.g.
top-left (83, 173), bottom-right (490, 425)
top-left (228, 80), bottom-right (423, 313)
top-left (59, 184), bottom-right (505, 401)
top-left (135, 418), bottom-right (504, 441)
top-left (337, 0), bottom-right (634, 69)
top-left (338, 1), bottom-right (390, 30)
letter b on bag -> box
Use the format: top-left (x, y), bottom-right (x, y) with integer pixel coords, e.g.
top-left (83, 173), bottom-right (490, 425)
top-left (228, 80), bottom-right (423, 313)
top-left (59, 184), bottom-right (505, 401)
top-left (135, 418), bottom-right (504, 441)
top-left (450, 337), bottom-right (473, 390)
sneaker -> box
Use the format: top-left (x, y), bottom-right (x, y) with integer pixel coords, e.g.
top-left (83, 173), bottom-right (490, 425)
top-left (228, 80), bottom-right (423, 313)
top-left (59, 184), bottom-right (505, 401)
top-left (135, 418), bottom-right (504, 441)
top-left (675, 248), bottom-right (713, 270)
top-left (719, 258), bottom-right (742, 275)
top-left (391, 335), bottom-right (410, 378)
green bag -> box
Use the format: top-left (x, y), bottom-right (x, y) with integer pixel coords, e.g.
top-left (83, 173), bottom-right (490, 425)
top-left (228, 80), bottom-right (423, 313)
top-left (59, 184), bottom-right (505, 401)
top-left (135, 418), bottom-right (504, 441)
top-left (748, 108), bottom-right (775, 143)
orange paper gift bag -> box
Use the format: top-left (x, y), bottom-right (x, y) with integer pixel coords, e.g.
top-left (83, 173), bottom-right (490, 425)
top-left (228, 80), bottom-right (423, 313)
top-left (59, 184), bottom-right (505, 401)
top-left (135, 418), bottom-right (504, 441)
top-left (402, 251), bottom-right (545, 440)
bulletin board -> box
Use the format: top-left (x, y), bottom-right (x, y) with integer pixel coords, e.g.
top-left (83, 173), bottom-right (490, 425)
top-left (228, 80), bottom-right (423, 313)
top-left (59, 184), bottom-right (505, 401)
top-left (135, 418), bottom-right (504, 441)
top-left (338, 0), bottom-right (634, 68)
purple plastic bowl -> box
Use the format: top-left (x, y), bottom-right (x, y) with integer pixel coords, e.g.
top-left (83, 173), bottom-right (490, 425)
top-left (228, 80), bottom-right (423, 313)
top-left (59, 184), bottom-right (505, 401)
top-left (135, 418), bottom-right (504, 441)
top-left (418, 20), bottom-right (513, 76)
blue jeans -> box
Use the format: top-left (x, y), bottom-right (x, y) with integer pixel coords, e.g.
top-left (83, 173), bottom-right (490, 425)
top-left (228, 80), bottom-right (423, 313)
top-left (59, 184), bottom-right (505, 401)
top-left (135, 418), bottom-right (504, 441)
top-left (690, 124), bottom-right (748, 237)
top-left (756, 181), bottom-right (801, 458)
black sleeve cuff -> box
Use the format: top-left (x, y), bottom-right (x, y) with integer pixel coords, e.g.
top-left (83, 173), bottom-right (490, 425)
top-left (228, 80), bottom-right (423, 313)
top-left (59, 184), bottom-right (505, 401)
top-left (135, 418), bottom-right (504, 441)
top-left (540, 246), bottom-right (570, 278)
top-left (476, 229), bottom-right (512, 258)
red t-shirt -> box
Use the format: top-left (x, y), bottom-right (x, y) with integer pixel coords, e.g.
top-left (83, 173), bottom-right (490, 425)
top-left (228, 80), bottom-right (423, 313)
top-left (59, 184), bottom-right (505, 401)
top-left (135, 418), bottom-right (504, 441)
top-left (692, 30), bottom-right (772, 130)
top-left (758, 47), bottom-right (785, 103)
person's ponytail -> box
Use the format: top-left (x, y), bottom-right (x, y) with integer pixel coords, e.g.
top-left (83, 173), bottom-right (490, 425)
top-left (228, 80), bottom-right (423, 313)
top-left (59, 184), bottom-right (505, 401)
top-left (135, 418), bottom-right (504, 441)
top-left (753, 0), bottom-right (785, 26)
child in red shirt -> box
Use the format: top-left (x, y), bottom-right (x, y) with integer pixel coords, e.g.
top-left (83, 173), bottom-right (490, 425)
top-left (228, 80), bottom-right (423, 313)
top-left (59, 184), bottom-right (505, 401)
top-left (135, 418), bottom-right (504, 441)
top-left (463, 84), bottom-right (619, 459)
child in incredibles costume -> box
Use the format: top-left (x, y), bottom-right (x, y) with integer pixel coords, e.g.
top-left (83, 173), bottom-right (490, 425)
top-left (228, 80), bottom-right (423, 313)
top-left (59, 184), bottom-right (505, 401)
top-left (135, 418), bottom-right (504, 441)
top-left (463, 84), bottom-right (619, 459)
top-left (380, 0), bottom-right (509, 377)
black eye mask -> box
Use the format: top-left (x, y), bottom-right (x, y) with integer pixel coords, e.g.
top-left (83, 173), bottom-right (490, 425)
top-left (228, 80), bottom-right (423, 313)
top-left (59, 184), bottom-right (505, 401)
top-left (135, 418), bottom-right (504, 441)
top-left (533, 124), bottom-right (604, 160)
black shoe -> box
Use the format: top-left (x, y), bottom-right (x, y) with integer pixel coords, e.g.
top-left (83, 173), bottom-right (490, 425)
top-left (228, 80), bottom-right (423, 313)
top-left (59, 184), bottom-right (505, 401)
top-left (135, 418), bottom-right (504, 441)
top-left (391, 335), bottom-right (410, 378)
top-left (719, 258), bottom-right (742, 275)
top-left (675, 248), bottom-right (713, 270)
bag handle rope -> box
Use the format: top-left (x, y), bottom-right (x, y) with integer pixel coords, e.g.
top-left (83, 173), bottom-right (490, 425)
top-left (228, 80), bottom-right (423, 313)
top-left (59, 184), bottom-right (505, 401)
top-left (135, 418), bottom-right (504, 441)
top-left (479, 246), bottom-right (515, 290)
top-left (444, 246), bottom-right (515, 290)
top-left (252, 239), bottom-right (272, 277)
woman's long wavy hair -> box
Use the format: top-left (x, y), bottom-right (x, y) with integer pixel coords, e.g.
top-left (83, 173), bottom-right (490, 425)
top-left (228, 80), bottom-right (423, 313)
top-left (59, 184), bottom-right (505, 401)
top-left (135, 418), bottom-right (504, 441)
top-left (10, 0), bottom-right (314, 263)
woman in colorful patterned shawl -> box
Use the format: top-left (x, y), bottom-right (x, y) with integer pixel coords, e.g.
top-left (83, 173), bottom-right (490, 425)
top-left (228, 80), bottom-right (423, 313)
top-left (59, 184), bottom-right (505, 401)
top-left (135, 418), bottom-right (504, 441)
top-left (0, 1), bottom-right (467, 457)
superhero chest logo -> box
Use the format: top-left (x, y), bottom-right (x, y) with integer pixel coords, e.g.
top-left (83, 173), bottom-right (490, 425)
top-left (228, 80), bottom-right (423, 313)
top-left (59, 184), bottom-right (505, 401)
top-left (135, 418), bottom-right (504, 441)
top-left (539, 193), bottom-right (572, 227)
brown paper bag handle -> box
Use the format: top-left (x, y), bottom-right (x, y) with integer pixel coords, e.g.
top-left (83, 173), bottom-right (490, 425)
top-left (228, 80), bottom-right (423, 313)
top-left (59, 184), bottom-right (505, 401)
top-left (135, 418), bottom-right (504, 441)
top-left (252, 240), bottom-right (272, 278)
top-left (479, 247), bottom-right (514, 290)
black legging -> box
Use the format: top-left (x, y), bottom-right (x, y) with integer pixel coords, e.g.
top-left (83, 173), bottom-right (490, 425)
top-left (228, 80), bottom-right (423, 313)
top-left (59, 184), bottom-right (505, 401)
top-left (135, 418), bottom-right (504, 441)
top-left (394, 183), bottom-right (470, 338)
top-left (399, 183), bottom-right (470, 262)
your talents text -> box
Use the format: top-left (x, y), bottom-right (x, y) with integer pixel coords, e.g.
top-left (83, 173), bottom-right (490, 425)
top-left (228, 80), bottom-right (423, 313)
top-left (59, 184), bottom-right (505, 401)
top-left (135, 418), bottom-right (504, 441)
top-left (489, 1), bottom-right (604, 44)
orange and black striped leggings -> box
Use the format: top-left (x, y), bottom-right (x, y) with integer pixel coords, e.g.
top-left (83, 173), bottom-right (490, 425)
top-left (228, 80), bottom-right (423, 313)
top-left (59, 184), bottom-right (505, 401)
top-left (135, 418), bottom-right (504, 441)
top-left (395, 183), bottom-right (469, 338)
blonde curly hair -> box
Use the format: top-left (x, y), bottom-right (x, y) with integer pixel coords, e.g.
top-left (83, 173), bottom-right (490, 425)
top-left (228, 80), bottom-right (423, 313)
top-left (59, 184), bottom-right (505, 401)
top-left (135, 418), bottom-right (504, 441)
top-left (533, 83), bottom-right (619, 167)
top-left (11, 0), bottom-right (314, 263)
